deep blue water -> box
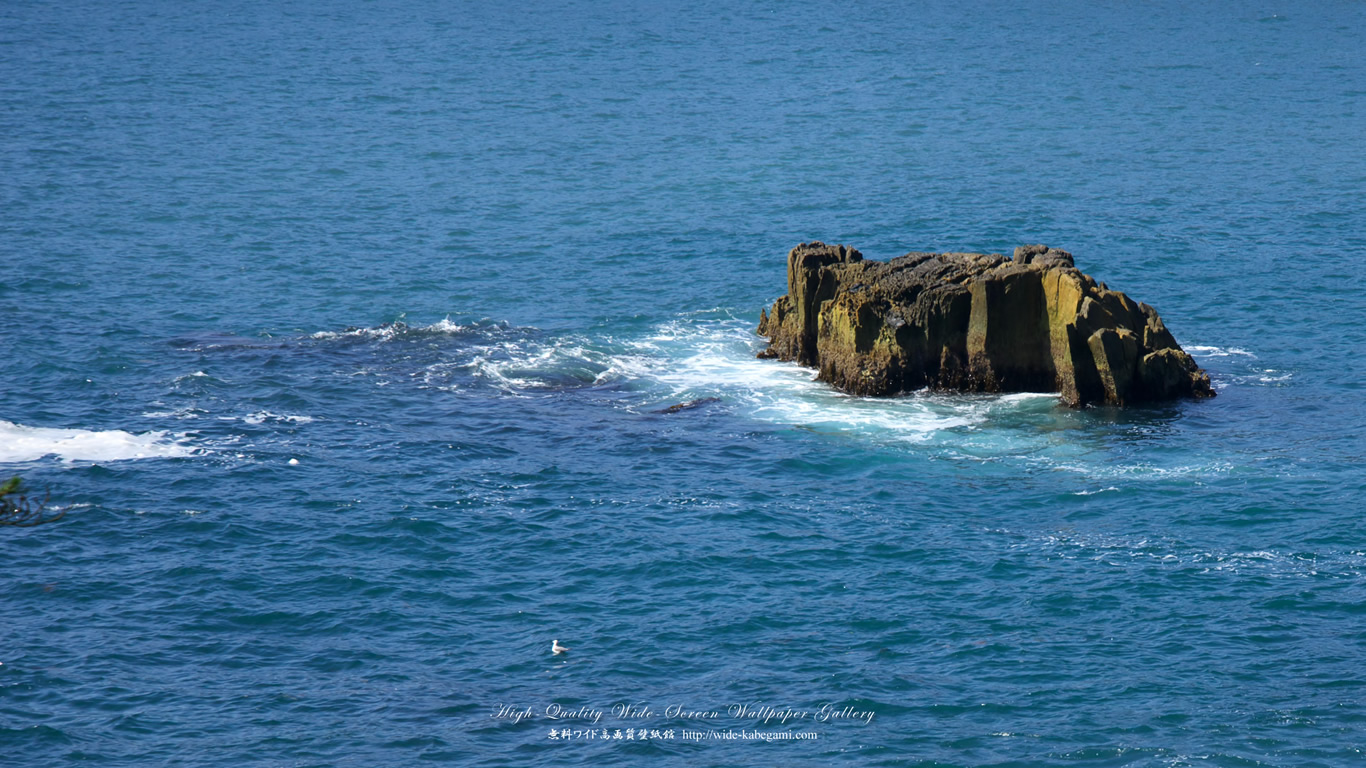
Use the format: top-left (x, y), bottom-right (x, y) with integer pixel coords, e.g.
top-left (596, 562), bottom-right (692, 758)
top-left (3, 1), bottom-right (1366, 765)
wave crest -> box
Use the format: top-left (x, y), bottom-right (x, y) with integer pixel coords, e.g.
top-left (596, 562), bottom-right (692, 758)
top-left (0, 420), bottom-right (195, 463)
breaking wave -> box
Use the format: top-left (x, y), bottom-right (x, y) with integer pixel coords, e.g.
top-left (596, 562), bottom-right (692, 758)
top-left (1187, 344), bottom-right (1289, 387)
top-left (299, 312), bottom-right (1246, 478)
top-left (307, 317), bottom-right (473, 341)
top-left (337, 311), bottom-right (1067, 443)
top-left (0, 420), bottom-right (195, 463)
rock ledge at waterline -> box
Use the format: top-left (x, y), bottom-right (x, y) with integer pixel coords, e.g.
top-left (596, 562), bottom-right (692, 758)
top-left (756, 242), bottom-right (1214, 407)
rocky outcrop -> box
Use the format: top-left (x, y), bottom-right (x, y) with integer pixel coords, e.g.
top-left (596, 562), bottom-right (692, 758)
top-left (757, 242), bottom-right (1214, 406)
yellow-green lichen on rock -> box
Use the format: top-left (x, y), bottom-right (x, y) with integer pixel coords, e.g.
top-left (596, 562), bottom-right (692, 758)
top-left (757, 242), bottom-right (1214, 406)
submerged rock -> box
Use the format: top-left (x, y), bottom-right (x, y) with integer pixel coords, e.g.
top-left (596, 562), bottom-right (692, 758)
top-left (757, 242), bottom-right (1214, 406)
top-left (654, 397), bottom-right (722, 414)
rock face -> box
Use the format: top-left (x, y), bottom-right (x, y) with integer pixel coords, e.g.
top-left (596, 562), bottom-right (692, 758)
top-left (757, 242), bottom-right (1214, 406)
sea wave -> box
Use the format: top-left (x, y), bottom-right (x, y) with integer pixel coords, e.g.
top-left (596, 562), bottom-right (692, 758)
top-left (308, 316), bottom-right (476, 341)
top-left (141, 406), bottom-right (209, 420)
top-left (0, 420), bottom-right (195, 463)
top-left (1187, 344), bottom-right (1286, 388)
top-left (398, 312), bottom-right (996, 438)
top-left (318, 312), bottom-right (1232, 459)
top-left (243, 411), bottom-right (315, 425)
top-left (1186, 345), bottom-right (1256, 358)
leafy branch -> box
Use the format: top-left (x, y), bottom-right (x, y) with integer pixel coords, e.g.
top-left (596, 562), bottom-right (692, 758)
top-left (0, 476), bottom-right (65, 527)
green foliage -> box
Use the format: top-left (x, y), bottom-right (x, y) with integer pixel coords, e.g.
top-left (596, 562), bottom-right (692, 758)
top-left (0, 476), bottom-right (64, 527)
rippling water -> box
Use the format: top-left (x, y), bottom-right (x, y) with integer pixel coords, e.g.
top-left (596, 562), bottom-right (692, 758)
top-left (3, 1), bottom-right (1365, 765)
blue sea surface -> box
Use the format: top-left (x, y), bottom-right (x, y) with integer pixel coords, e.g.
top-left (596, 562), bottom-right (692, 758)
top-left (3, 1), bottom-right (1366, 765)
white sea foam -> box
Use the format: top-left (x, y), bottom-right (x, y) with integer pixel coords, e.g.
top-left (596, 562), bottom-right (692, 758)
top-left (1182, 343), bottom-right (1291, 389)
top-left (397, 314), bottom-right (1258, 482)
top-left (621, 315), bottom-right (1045, 441)
top-left (1186, 345), bottom-right (1256, 359)
top-left (243, 411), bottom-right (315, 425)
top-left (414, 313), bottom-right (1219, 460)
top-left (1050, 460), bottom-right (1235, 480)
top-left (0, 420), bottom-right (194, 463)
top-left (141, 406), bottom-right (207, 420)
top-left (309, 317), bottom-right (472, 341)
top-left (310, 325), bottom-right (408, 341)
top-left (475, 341), bottom-right (616, 391)
top-left (1072, 486), bottom-right (1121, 496)
top-left (428, 317), bottom-right (468, 333)
top-left (408, 312), bottom-right (999, 440)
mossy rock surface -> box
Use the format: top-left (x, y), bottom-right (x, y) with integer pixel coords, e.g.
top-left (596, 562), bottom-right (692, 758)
top-left (758, 242), bottom-right (1215, 406)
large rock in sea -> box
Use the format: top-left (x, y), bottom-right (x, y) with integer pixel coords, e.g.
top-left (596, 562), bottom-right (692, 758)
top-left (757, 242), bottom-right (1214, 406)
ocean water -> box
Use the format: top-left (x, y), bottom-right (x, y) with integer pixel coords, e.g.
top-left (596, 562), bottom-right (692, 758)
top-left (3, 0), bottom-right (1365, 765)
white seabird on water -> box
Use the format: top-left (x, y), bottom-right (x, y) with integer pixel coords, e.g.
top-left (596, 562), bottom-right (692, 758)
top-left (552, 639), bottom-right (569, 655)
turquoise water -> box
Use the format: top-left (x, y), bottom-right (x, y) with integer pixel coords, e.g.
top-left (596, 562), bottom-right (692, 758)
top-left (3, 1), bottom-right (1366, 765)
